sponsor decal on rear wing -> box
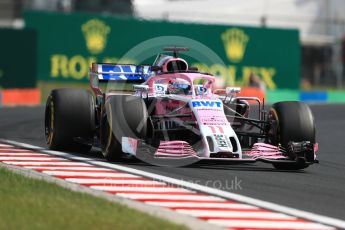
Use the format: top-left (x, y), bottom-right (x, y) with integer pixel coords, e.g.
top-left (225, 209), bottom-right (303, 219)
top-left (91, 63), bottom-right (151, 82)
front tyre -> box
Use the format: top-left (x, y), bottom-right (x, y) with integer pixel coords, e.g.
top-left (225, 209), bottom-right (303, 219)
top-left (100, 95), bottom-right (148, 161)
top-left (269, 101), bottom-right (315, 170)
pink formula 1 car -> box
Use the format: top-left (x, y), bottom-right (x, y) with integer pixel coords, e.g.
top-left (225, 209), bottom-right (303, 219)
top-left (45, 47), bottom-right (318, 170)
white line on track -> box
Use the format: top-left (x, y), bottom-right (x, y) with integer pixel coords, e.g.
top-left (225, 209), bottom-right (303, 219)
top-left (145, 201), bottom-right (259, 209)
top-left (0, 144), bottom-right (14, 148)
top-left (2, 161), bottom-right (90, 166)
top-left (0, 157), bottom-right (66, 161)
top-left (65, 178), bottom-right (166, 185)
top-left (24, 166), bottom-right (114, 171)
top-left (41, 171), bottom-right (141, 178)
top-left (207, 220), bottom-right (335, 230)
top-left (116, 193), bottom-right (225, 201)
top-left (91, 186), bottom-right (192, 193)
top-left (0, 153), bottom-right (52, 156)
top-left (0, 149), bottom-right (33, 152)
top-left (2, 139), bottom-right (345, 229)
top-left (175, 210), bottom-right (293, 219)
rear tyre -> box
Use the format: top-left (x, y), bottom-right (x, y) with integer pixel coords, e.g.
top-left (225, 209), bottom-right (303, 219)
top-left (45, 89), bottom-right (95, 152)
top-left (100, 95), bottom-right (148, 161)
top-left (269, 101), bottom-right (315, 170)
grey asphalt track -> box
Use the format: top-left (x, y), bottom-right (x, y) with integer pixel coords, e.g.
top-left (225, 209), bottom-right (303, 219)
top-left (1, 104), bottom-right (344, 220)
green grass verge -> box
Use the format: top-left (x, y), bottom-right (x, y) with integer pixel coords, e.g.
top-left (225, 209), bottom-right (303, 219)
top-left (0, 167), bottom-right (188, 230)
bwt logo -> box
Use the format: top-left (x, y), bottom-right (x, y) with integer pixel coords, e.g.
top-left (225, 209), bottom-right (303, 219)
top-left (192, 100), bottom-right (222, 108)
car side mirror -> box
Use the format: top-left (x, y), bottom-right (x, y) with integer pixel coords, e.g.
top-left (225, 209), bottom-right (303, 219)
top-left (188, 66), bottom-right (198, 71)
top-left (225, 87), bottom-right (241, 95)
top-left (151, 66), bottom-right (162, 72)
top-left (133, 84), bottom-right (149, 92)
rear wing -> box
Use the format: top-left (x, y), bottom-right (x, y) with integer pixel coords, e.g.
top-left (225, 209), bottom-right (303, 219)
top-left (90, 63), bottom-right (151, 95)
top-left (91, 63), bottom-right (150, 81)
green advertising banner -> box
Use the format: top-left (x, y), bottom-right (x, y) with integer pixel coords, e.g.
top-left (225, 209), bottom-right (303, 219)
top-left (24, 11), bottom-right (300, 89)
top-left (0, 28), bottom-right (37, 88)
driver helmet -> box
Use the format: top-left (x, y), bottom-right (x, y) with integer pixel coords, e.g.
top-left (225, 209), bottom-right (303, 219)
top-left (167, 78), bottom-right (191, 95)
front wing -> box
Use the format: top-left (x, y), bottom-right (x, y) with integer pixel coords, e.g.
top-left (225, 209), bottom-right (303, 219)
top-left (121, 137), bottom-right (318, 166)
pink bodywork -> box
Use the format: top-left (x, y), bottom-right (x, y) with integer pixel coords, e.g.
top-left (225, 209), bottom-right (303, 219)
top-left (140, 72), bottom-right (292, 159)
top-left (155, 141), bottom-right (197, 158)
top-left (246, 143), bottom-right (287, 160)
top-left (126, 138), bottom-right (317, 161)
top-left (153, 141), bottom-right (318, 161)
top-left (154, 141), bottom-right (288, 160)
top-left (90, 58), bottom-right (317, 162)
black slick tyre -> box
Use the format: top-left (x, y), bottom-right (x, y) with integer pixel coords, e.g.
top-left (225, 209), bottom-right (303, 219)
top-left (45, 89), bottom-right (95, 152)
top-left (269, 101), bottom-right (315, 170)
top-left (100, 95), bottom-right (148, 161)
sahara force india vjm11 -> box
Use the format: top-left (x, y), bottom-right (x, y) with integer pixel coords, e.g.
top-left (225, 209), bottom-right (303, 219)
top-left (45, 47), bottom-right (318, 170)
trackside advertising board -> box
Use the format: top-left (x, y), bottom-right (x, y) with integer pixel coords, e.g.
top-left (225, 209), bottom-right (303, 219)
top-left (0, 28), bottom-right (37, 88)
top-left (24, 11), bottom-right (300, 89)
